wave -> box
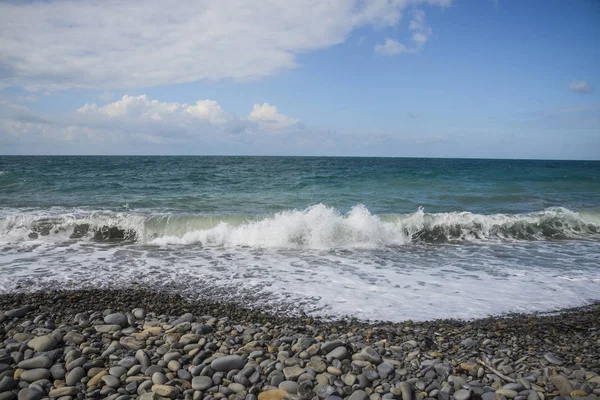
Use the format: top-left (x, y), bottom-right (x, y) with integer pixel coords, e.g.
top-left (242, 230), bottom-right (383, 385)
top-left (1, 205), bottom-right (599, 248)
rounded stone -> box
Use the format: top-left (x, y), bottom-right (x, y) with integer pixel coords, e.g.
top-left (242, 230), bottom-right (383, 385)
top-left (17, 356), bottom-right (52, 370)
top-left (152, 372), bottom-right (167, 385)
top-left (454, 389), bottom-right (471, 400)
top-left (278, 381), bottom-right (299, 394)
top-left (102, 374), bottom-right (121, 388)
top-left (20, 369), bottom-right (50, 383)
top-left (152, 384), bottom-right (180, 399)
top-left (104, 312), bottom-right (128, 327)
top-left (192, 376), bottom-right (213, 391)
top-left (109, 366), bottom-right (128, 377)
top-left (27, 336), bottom-right (57, 352)
top-left (17, 388), bottom-right (41, 400)
top-left (66, 367), bottom-right (86, 386)
top-left (228, 383), bottom-right (246, 393)
top-left (210, 355), bottom-right (246, 372)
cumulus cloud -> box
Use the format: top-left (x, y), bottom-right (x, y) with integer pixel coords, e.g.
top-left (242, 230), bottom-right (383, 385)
top-left (569, 80), bottom-right (594, 94)
top-left (0, 0), bottom-right (451, 91)
top-left (375, 39), bottom-right (410, 55)
top-left (248, 103), bottom-right (300, 131)
top-left (78, 95), bottom-right (231, 125)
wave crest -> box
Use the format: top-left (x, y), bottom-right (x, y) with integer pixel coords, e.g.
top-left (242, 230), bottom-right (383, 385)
top-left (1, 205), bottom-right (599, 247)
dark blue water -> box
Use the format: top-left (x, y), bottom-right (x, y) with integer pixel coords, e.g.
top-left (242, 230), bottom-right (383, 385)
top-left (1, 156), bottom-right (599, 321)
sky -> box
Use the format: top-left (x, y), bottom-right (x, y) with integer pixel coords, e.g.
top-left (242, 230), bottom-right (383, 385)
top-left (0, 0), bottom-right (599, 159)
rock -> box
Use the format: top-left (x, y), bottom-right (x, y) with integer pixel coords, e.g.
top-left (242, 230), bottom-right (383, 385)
top-left (279, 381), bottom-right (299, 394)
top-left (377, 363), bottom-right (393, 378)
top-left (17, 388), bottom-right (41, 400)
top-left (120, 336), bottom-right (145, 351)
top-left (94, 324), bottom-right (122, 333)
top-left (321, 341), bottom-right (344, 353)
top-left (229, 383), bottom-right (246, 393)
top-left (544, 353), bottom-right (563, 365)
top-left (17, 356), bottom-right (52, 369)
top-left (192, 376), bottom-right (213, 391)
top-left (316, 386), bottom-right (335, 398)
top-left (399, 382), bottom-right (413, 400)
top-left (20, 368), bottom-right (50, 382)
top-left (136, 350), bottom-right (151, 368)
top-left (306, 360), bottom-right (327, 373)
top-left (210, 355), bottom-right (246, 372)
top-left (352, 347), bottom-right (382, 364)
top-left (326, 347), bottom-right (347, 361)
top-left (27, 335), bottom-right (57, 352)
top-left (104, 312), bottom-right (128, 327)
top-left (152, 372), bottom-right (167, 385)
top-left (66, 366), bottom-right (86, 386)
top-left (87, 370), bottom-right (108, 387)
top-left (454, 389), bottom-right (471, 400)
top-left (0, 376), bottom-right (17, 392)
top-left (133, 308), bottom-right (147, 319)
top-left (349, 390), bottom-right (368, 400)
top-left (448, 375), bottom-right (467, 388)
top-left (151, 384), bottom-right (180, 399)
top-left (48, 386), bottom-right (80, 398)
top-left (258, 390), bottom-right (288, 400)
top-left (63, 331), bottom-right (85, 345)
top-left (102, 374), bottom-right (121, 388)
top-left (4, 306), bottom-right (31, 318)
top-left (283, 366), bottom-right (304, 381)
top-left (495, 389), bottom-right (518, 398)
top-left (109, 366), bottom-right (128, 377)
top-left (49, 364), bottom-right (66, 380)
top-left (549, 374), bottom-right (573, 397)
top-left (460, 338), bottom-right (477, 349)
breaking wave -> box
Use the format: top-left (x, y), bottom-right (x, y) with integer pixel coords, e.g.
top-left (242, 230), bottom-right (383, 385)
top-left (1, 205), bottom-right (599, 248)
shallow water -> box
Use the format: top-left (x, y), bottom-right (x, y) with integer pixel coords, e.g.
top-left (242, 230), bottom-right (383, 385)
top-left (1, 156), bottom-right (599, 321)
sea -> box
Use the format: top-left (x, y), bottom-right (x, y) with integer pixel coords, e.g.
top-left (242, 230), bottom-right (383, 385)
top-left (1, 156), bottom-right (599, 321)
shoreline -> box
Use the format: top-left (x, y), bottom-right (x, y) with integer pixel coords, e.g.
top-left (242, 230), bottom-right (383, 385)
top-left (1, 289), bottom-right (599, 400)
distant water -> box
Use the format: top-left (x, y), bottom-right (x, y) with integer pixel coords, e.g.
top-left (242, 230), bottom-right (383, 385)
top-left (1, 156), bottom-right (599, 321)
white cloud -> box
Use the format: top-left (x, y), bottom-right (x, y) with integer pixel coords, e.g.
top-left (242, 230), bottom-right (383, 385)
top-left (248, 103), bottom-right (299, 131)
top-left (374, 9), bottom-right (433, 55)
top-left (0, 0), bottom-right (451, 90)
top-left (569, 80), bottom-right (594, 94)
top-left (77, 95), bottom-right (232, 125)
top-left (375, 39), bottom-right (410, 55)
top-left (409, 10), bottom-right (433, 46)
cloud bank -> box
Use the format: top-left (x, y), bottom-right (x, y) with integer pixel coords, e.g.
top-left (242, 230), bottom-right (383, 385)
top-left (0, 0), bottom-right (451, 91)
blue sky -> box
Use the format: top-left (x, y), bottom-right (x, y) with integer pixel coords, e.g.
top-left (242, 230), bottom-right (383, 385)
top-left (0, 0), bottom-right (598, 159)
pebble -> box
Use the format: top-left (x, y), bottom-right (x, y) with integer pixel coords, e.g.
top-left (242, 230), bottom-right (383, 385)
top-left (0, 289), bottom-right (598, 400)
top-left (549, 374), bottom-right (573, 396)
top-left (19, 368), bottom-right (50, 382)
top-left (17, 356), bottom-right (52, 369)
top-left (48, 386), bottom-right (79, 398)
top-left (454, 389), bottom-right (471, 400)
top-left (104, 312), bottom-right (129, 327)
top-left (26, 335), bottom-right (57, 352)
top-left (210, 355), bottom-right (246, 372)
top-left (278, 380), bottom-right (299, 394)
top-left (544, 353), bottom-right (564, 365)
top-left (17, 388), bottom-right (41, 400)
top-left (192, 376), bottom-right (213, 391)
top-left (65, 366), bottom-right (85, 385)
top-left (151, 384), bottom-right (180, 399)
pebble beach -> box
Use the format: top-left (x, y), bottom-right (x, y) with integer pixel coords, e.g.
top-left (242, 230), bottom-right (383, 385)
top-left (1, 289), bottom-right (599, 400)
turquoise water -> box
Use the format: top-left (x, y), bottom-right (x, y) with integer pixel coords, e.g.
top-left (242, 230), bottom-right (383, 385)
top-left (1, 156), bottom-right (599, 320)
